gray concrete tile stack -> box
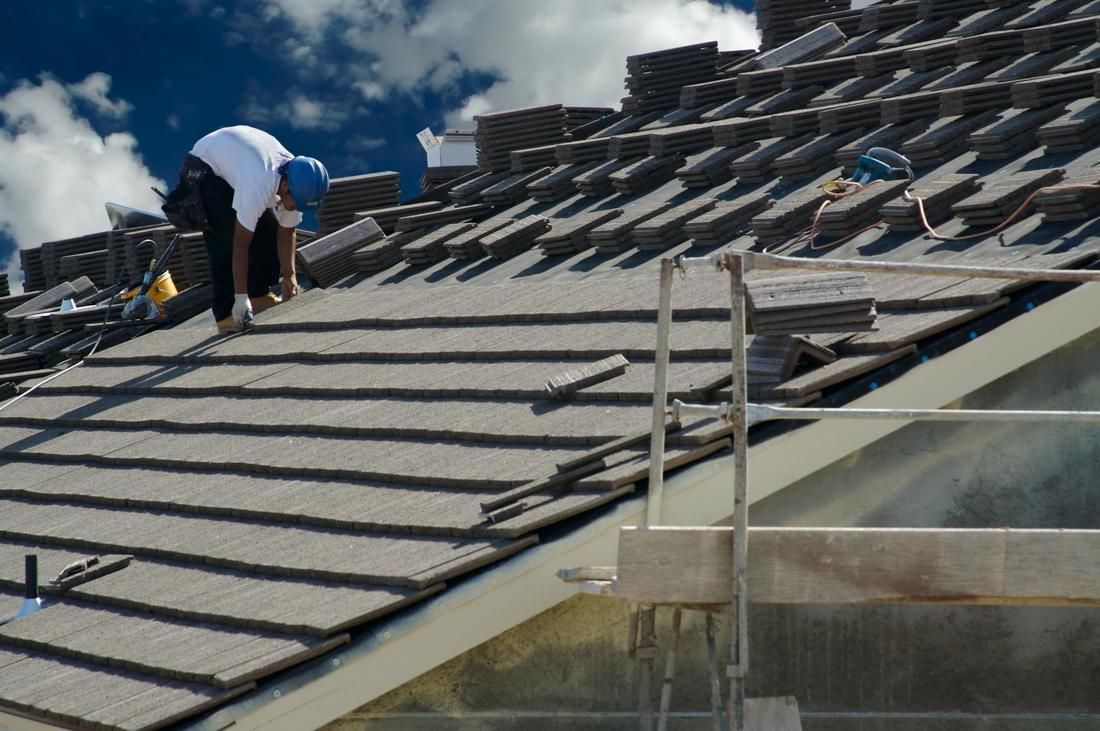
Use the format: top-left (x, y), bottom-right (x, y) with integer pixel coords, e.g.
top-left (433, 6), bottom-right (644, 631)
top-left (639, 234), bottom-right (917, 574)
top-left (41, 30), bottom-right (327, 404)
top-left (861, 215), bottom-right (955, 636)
top-left (1011, 68), bottom-right (1099, 107)
top-left (18, 248), bottom-right (45, 291)
top-left (510, 144), bottom-right (560, 173)
top-left (352, 231), bottom-right (416, 273)
top-left (316, 172), bottom-right (400, 237)
top-left (750, 187), bottom-right (829, 243)
top-left (633, 197), bottom-right (718, 251)
top-left (680, 77), bottom-right (742, 109)
top-left (884, 17), bottom-right (961, 47)
top-left (712, 117), bottom-right (776, 147)
top-left (747, 86), bottom-right (825, 116)
top-left (951, 168), bottom-right (1066, 226)
top-left (400, 222), bottom-right (477, 266)
top-left (1037, 97), bottom-right (1100, 151)
top-left (527, 162), bottom-right (600, 203)
top-left (0, 274), bottom-right (7, 298)
top-left (58, 250), bottom-right (110, 288)
top-left (480, 215), bottom-right (553, 261)
top-left (901, 110), bottom-right (1001, 166)
top-left (565, 106), bottom-right (615, 131)
top-left (648, 124), bottom-right (718, 157)
top-left (774, 128), bottom-right (866, 181)
top-left (449, 170), bottom-right (511, 205)
top-left (296, 217), bottom-right (385, 287)
top-left (1050, 41), bottom-right (1100, 73)
top-left (420, 164), bottom-right (478, 192)
top-left (903, 38), bottom-right (960, 72)
top-left (394, 203), bottom-right (492, 233)
top-left (444, 219), bottom-right (515, 260)
top-left (967, 106), bottom-right (1068, 159)
top-left (556, 137), bottom-right (613, 165)
top-left (575, 158), bottom-right (639, 198)
top-left (609, 154), bottom-right (686, 196)
top-left (535, 209), bottom-right (624, 255)
top-left (957, 28), bottom-right (1028, 62)
top-left (1006, 0), bottom-right (1094, 29)
top-left (814, 74), bottom-right (895, 106)
top-left (683, 192), bottom-right (774, 246)
top-left (816, 179), bottom-right (912, 237)
top-left (769, 106), bottom-right (824, 137)
top-left (918, 0), bottom-right (986, 20)
top-left (38, 230), bottom-right (114, 288)
top-left (731, 134), bottom-right (815, 183)
top-left (474, 104), bottom-right (569, 173)
top-left (677, 146), bottom-right (747, 188)
top-left (986, 47), bottom-right (1079, 83)
top-left (621, 42), bottom-right (719, 115)
top-left (481, 167), bottom-right (553, 205)
top-left (859, 1), bottom-right (920, 32)
top-left (747, 272), bottom-right (878, 335)
top-left (757, 0), bottom-right (851, 50)
top-left (939, 79), bottom-right (1017, 116)
top-left (1034, 171), bottom-right (1100, 222)
top-left (351, 201), bottom-right (443, 234)
top-left (948, 4), bottom-right (1033, 37)
top-left (588, 201), bottom-right (675, 252)
top-left (881, 173), bottom-right (981, 231)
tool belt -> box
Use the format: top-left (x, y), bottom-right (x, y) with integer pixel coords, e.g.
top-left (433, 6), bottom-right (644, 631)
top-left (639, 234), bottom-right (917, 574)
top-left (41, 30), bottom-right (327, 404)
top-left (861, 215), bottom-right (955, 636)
top-left (161, 154), bottom-right (213, 232)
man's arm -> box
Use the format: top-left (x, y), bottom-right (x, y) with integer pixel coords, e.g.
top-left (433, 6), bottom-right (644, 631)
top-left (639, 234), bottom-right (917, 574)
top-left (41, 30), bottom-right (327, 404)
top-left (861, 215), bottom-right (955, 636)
top-left (277, 225), bottom-right (299, 299)
top-left (232, 221), bottom-right (253, 294)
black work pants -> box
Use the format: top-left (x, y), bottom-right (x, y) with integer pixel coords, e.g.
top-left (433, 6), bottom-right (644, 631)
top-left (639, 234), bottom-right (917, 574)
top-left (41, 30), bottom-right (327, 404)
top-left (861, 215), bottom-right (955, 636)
top-left (199, 173), bottom-right (280, 321)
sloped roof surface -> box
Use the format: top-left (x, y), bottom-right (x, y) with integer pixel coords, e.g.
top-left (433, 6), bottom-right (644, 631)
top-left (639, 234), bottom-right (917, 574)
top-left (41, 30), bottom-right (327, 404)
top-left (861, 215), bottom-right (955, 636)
top-left (2, 1), bottom-right (1100, 728)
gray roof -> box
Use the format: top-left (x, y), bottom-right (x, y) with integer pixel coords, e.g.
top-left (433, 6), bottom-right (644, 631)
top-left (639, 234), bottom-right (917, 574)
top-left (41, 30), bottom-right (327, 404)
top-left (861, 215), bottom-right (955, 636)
top-left (2, 2), bottom-right (1100, 728)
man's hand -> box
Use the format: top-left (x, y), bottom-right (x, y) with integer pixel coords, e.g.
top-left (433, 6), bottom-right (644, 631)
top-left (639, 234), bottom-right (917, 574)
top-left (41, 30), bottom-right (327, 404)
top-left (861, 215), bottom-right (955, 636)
top-left (281, 273), bottom-right (300, 300)
top-left (232, 293), bottom-right (253, 330)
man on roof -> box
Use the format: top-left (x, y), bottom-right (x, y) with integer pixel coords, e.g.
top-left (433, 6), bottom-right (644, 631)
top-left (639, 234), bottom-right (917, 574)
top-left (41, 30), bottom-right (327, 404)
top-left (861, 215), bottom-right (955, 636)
top-left (184, 125), bottom-right (329, 333)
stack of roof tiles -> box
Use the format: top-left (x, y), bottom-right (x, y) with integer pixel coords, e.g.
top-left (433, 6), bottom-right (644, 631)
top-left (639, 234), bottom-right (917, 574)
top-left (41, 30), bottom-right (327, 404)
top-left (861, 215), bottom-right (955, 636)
top-left (401, 222), bottom-right (477, 265)
top-left (474, 105), bottom-right (570, 173)
top-left (296, 217), bottom-right (385, 286)
top-left (535, 209), bottom-right (623, 256)
top-left (757, 0), bottom-right (851, 50)
top-left (1038, 97), bottom-right (1100, 151)
top-left (316, 172), bottom-right (401, 236)
top-left (951, 169), bottom-right (1065, 227)
top-left (633, 198), bottom-right (717, 251)
top-left (420, 164), bottom-right (478, 192)
top-left (589, 201), bottom-right (675, 252)
top-left (747, 272), bottom-right (878, 335)
top-left (621, 42), bottom-right (720, 115)
top-left (480, 215), bottom-right (552, 261)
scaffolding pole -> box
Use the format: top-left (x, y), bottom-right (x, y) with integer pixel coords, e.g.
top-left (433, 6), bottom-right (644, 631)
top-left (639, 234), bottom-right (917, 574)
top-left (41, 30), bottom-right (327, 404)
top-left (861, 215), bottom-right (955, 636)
top-left (725, 252), bottom-right (749, 731)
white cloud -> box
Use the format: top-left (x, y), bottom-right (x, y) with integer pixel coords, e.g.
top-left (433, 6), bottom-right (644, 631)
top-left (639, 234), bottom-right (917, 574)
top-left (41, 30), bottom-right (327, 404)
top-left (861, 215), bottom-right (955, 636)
top-left (264, 0), bottom-right (759, 125)
top-left (68, 72), bottom-right (133, 118)
top-left (0, 74), bottom-right (165, 288)
top-left (240, 90), bottom-right (351, 131)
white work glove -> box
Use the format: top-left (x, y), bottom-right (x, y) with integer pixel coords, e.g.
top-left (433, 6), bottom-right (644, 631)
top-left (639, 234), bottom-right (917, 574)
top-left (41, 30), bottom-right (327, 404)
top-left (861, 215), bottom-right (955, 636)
top-left (232, 293), bottom-right (253, 330)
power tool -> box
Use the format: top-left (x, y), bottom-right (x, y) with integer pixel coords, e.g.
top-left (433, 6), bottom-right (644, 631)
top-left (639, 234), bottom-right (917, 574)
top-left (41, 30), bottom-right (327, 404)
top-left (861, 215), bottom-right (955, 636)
top-left (121, 234), bottom-right (181, 321)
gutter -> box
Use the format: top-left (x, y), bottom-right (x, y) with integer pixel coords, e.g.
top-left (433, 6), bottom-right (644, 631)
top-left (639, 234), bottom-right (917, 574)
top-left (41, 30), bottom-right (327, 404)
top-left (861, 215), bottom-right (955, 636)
top-left (194, 279), bottom-right (1100, 730)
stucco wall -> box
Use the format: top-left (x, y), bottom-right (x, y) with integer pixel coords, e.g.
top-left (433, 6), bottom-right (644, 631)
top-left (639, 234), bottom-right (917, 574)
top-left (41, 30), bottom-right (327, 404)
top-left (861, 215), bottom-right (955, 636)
top-left (328, 329), bottom-right (1100, 730)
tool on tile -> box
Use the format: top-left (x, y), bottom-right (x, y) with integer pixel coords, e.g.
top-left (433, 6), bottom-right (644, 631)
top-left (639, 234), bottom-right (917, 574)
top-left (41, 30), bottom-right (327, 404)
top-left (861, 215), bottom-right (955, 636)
top-left (121, 234), bottom-right (182, 321)
top-left (850, 146), bottom-right (913, 185)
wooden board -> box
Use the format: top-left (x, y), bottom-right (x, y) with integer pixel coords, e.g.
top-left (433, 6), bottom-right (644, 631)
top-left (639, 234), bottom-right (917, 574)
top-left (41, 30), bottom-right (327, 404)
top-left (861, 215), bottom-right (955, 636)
top-left (616, 526), bottom-right (1100, 606)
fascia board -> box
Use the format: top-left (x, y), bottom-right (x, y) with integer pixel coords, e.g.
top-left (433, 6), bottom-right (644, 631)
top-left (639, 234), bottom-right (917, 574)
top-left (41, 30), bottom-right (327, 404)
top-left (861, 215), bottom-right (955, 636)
top-left (207, 281), bottom-right (1100, 731)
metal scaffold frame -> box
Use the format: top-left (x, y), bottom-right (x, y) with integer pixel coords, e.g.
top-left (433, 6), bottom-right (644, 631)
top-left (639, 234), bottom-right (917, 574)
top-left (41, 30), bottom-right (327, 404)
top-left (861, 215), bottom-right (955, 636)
top-left (634, 249), bottom-right (1100, 731)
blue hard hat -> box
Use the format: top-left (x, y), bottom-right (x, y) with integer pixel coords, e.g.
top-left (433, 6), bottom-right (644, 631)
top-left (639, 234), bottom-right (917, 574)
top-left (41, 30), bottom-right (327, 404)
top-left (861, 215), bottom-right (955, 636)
top-left (286, 156), bottom-right (330, 211)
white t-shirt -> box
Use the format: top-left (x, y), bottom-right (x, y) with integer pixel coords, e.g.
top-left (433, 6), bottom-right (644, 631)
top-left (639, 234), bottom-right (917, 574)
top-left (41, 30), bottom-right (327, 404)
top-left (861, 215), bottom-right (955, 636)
top-left (191, 125), bottom-right (304, 232)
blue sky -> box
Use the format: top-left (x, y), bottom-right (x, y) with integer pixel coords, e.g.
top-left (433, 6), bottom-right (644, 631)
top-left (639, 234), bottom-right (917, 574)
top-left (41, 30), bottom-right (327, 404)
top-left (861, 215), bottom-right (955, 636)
top-left (0, 0), bottom-right (758, 287)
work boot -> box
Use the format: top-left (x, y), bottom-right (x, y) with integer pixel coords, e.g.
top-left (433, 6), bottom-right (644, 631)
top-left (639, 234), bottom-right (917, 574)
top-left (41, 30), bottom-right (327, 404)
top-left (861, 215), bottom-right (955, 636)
top-left (250, 292), bottom-right (282, 314)
top-left (216, 315), bottom-right (240, 334)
